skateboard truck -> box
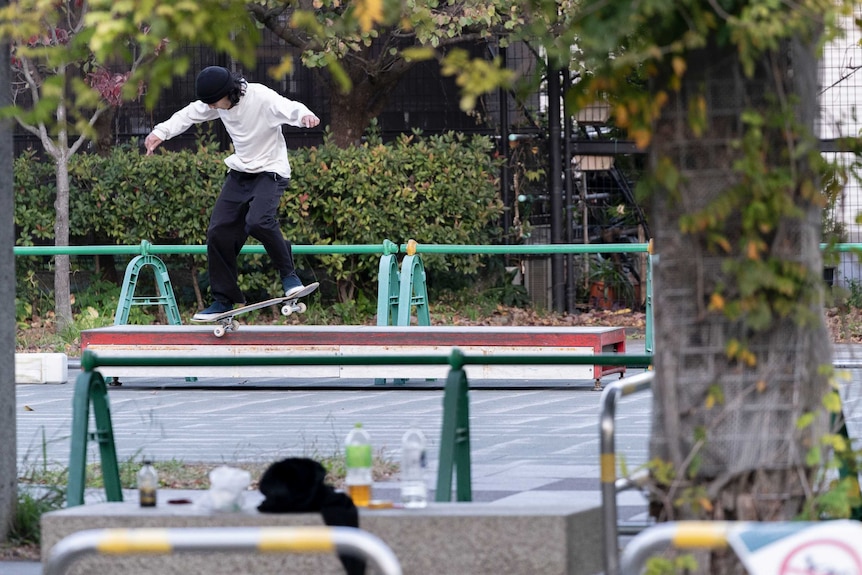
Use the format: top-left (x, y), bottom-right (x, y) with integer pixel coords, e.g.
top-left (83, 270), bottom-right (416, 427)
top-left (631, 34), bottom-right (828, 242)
top-left (281, 298), bottom-right (307, 316)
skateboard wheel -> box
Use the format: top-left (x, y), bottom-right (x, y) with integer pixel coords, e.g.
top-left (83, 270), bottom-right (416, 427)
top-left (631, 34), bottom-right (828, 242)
top-left (214, 326), bottom-right (226, 338)
top-left (282, 304), bottom-right (293, 316)
top-left (296, 302), bottom-right (307, 313)
top-left (230, 320), bottom-right (240, 331)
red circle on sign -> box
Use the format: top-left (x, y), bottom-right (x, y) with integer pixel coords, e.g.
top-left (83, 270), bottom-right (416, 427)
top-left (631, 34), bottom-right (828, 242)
top-left (778, 538), bottom-right (862, 575)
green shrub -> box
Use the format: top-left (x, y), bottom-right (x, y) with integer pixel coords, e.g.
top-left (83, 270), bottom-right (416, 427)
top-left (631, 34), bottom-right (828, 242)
top-left (14, 130), bottom-right (504, 315)
top-left (14, 150), bottom-right (57, 245)
top-left (286, 129), bottom-right (504, 300)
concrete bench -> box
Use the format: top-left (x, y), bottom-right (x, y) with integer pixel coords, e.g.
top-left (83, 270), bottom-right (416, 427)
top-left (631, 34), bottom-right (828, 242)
top-left (80, 325), bottom-right (627, 386)
top-left (41, 496), bottom-right (602, 575)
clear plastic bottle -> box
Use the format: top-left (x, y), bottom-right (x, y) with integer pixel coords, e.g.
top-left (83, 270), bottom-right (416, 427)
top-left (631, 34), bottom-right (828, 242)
top-left (400, 425), bottom-right (428, 508)
top-left (344, 423), bottom-right (372, 507)
top-left (137, 459), bottom-right (158, 508)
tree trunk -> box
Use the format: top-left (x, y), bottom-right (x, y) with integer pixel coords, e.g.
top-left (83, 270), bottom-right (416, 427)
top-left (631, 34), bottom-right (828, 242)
top-left (53, 152), bottom-right (73, 329)
top-left (0, 18), bottom-right (16, 543)
top-left (648, 36), bottom-right (831, 565)
top-left (327, 77), bottom-right (399, 148)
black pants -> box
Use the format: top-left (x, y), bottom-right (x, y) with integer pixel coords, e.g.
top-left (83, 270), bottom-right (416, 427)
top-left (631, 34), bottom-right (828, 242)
top-left (207, 170), bottom-right (295, 305)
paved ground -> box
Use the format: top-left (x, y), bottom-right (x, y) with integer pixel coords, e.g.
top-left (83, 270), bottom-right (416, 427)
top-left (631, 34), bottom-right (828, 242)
top-left (7, 340), bottom-right (862, 575)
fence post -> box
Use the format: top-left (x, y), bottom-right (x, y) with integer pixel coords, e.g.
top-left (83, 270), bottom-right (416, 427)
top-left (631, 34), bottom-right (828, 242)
top-left (67, 367), bottom-right (123, 507)
top-left (436, 349), bottom-right (472, 502)
top-left (645, 242), bottom-right (654, 354)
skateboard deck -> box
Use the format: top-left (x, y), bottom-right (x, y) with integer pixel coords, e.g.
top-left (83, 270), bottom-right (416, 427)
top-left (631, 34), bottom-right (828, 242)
top-left (191, 282), bottom-right (319, 337)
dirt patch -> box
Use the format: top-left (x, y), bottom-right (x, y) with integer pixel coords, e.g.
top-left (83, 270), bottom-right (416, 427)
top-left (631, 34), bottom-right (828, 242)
top-left (0, 542), bottom-right (39, 561)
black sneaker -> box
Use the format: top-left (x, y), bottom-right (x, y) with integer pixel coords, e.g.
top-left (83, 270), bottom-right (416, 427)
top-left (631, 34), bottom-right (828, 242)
top-left (193, 301), bottom-right (233, 321)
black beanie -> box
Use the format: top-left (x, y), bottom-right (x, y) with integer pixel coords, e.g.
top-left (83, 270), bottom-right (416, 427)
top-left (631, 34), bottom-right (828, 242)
top-left (196, 66), bottom-right (233, 104)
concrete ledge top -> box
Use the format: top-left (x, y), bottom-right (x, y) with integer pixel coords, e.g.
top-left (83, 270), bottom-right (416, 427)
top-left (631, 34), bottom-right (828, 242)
top-left (83, 325), bottom-right (626, 335)
top-left (45, 496), bottom-right (598, 520)
top-left (81, 324), bottom-right (628, 350)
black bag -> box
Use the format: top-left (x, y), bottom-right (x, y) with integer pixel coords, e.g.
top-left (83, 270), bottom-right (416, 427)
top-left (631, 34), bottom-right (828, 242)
top-left (258, 457), bottom-right (365, 575)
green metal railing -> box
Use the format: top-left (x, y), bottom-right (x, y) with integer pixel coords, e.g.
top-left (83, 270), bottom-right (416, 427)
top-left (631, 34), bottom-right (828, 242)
top-left (402, 240), bottom-right (654, 352)
top-left (69, 348), bottom-right (653, 507)
top-left (400, 240), bottom-right (650, 255)
top-left (14, 239), bottom-right (400, 257)
top-left (16, 238), bottom-right (657, 348)
top-left (16, 240), bottom-right (410, 330)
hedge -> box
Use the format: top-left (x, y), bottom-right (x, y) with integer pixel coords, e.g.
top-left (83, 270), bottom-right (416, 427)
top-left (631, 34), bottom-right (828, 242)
top-left (15, 130), bottom-right (505, 302)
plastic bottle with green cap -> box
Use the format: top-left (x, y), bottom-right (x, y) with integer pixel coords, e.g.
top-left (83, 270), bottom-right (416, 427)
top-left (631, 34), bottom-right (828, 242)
top-left (344, 423), bottom-right (372, 507)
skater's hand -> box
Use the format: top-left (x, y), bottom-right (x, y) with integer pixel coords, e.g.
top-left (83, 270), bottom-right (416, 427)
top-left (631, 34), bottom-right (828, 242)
top-left (301, 114), bottom-right (320, 129)
top-left (144, 132), bottom-right (163, 155)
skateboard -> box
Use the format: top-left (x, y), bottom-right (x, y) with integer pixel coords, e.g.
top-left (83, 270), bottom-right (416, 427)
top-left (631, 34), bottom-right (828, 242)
top-left (191, 282), bottom-right (319, 337)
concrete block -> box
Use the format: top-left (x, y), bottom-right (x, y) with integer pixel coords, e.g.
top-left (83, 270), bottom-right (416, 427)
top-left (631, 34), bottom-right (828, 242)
top-left (16, 353), bottom-right (68, 384)
top-left (42, 496), bottom-right (603, 575)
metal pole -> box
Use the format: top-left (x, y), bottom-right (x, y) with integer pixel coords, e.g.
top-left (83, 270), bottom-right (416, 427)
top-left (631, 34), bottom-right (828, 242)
top-left (498, 44), bottom-right (511, 243)
top-left (399, 243), bottom-right (649, 255)
top-left (79, 349), bottom-right (655, 371)
top-left (599, 372), bottom-right (654, 575)
top-left (547, 65), bottom-right (565, 312)
top-left (13, 242), bottom-right (398, 257)
top-left (563, 68), bottom-right (575, 312)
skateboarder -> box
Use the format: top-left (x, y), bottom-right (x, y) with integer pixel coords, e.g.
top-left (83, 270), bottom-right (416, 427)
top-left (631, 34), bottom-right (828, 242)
top-left (144, 66), bottom-right (320, 320)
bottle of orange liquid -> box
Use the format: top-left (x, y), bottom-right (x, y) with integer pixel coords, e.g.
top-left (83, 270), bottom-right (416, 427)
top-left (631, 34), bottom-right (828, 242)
top-left (344, 423), bottom-right (372, 507)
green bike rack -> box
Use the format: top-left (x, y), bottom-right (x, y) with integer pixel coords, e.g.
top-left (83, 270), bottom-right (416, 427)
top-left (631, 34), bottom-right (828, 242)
top-left (114, 241), bottom-right (182, 326)
top-left (396, 241), bottom-right (430, 327)
top-left (67, 367), bottom-right (123, 507)
top-left (435, 350), bottom-right (473, 502)
top-left (112, 241), bottom-right (189, 384)
top-left (375, 243), bottom-right (403, 384)
top-left (376, 243), bottom-right (401, 327)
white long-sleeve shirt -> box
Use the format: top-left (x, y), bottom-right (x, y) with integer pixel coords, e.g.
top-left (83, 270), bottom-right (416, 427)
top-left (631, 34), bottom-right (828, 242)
top-left (151, 83), bottom-right (315, 178)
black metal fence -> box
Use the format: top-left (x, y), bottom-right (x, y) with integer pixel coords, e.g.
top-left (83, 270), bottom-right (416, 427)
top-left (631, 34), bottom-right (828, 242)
top-left (13, 31), bottom-right (542, 154)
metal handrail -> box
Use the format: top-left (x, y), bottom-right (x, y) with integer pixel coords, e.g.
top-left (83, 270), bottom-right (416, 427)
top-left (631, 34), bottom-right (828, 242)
top-left (400, 241), bottom-right (650, 254)
top-left (620, 521), bottom-right (730, 575)
top-left (44, 526), bottom-right (402, 575)
top-left (79, 348), bottom-right (654, 372)
top-left (619, 520), bottom-right (862, 575)
top-left (599, 372), bottom-right (655, 575)
top-left (14, 239), bottom-right (400, 257)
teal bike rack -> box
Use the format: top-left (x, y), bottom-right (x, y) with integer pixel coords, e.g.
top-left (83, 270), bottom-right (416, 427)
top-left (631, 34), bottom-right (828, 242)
top-left (396, 240), bottom-right (430, 327)
top-left (114, 241), bottom-right (182, 326)
top-left (376, 241), bottom-right (401, 327)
